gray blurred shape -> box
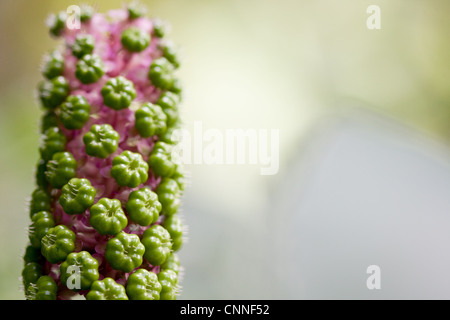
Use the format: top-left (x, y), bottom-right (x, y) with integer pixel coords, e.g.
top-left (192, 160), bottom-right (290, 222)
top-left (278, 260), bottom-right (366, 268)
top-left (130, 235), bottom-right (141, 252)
top-left (271, 108), bottom-right (450, 299)
top-left (179, 108), bottom-right (450, 299)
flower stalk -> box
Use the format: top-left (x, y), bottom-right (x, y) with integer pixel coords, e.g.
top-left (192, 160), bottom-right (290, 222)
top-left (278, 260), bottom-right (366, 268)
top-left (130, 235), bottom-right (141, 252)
top-left (22, 4), bottom-right (184, 300)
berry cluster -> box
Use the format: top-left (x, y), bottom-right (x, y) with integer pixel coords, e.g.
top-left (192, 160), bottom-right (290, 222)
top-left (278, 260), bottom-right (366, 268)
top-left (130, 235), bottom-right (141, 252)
top-left (22, 4), bottom-right (185, 300)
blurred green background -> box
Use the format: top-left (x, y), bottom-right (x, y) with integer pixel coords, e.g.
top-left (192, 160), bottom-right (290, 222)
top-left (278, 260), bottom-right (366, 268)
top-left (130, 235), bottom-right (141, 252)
top-left (1, 0), bottom-right (450, 299)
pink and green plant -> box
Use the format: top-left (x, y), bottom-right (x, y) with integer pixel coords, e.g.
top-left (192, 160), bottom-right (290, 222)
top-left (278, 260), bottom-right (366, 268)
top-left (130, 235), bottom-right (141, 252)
top-left (22, 4), bottom-right (185, 300)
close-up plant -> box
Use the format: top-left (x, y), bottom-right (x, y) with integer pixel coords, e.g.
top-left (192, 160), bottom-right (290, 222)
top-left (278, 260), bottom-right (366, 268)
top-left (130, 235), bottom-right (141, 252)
top-left (22, 3), bottom-right (185, 300)
top-left (1, 0), bottom-right (450, 306)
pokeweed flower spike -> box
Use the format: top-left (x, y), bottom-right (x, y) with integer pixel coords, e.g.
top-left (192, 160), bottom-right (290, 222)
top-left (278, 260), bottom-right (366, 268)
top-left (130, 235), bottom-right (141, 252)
top-left (23, 4), bottom-right (185, 300)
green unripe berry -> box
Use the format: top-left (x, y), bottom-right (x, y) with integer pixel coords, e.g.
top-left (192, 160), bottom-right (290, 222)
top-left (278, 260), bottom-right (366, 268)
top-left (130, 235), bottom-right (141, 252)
top-left (171, 165), bottom-right (185, 191)
top-left (39, 76), bottom-right (70, 110)
top-left (158, 269), bottom-right (178, 300)
top-left (156, 91), bottom-right (180, 126)
top-left (40, 225), bottom-right (76, 264)
top-left (141, 224), bottom-right (172, 266)
top-left (40, 111), bottom-right (59, 134)
top-left (121, 27), bottom-right (151, 52)
top-left (29, 211), bottom-right (55, 249)
top-left (161, 41), bottom-right (180, 69)
top-left (163, 215), bottom-right (183, 252)
top-left (148, 142), bottom-right (176, 178)
top-left (90, 198), bottom-right (128, 235)
top-left (148, 57), bottom-right (175, 90)
top-left (60, 95), bottom-right (91, 130)
top-left (152, 19), bottom-right (166, 38)
top-left (59, 178), bottom-right (96, 215)
top-left (83, 124), bottom-right (120, 159)
top-left (26, 276), bottom-right (57, 300)
top-left (29, 188), bottom-right (51, 219)
top-left (23, 244), bottom-right (43, 264)
top-left (105, 232), bottom-right (145, 272)
top-left (156, 178), bottom-right (180, 216)
top-left (71, 34), bottom-right (95, 58)
top-left (111, 151), bottom-right (149, 188)
top-left (87, 278), bottom-right (129, 300)
top-left (60, 251), bottom-right (99, 291)
top-left (47, 11), bottom-right (66, 37)
top-left (35, 159), bottom-right (49, 189)
top-left (22, 262), bottom-right (42, 289)
top-left (160, 253), bottom-right (181, 275)
top-left (159, 126), bottom-right (180, 145)
top-left (80, 5), bottom-right (94, 23)
top-left (41, 50), bottom-right (64, 79)
top-left (39, 127), bottom-right (67, 162)
top-left (101, 76), bottom-right (136, 110)
top-left (75, 54), bottom-right (104, 84)
top-left (125, 187), bottom-right (162, 226)
top-left (45, 151), bottom-right (77, 189)
top-left (127, 2), bottom-right (146, 20)
top-left (169, 78), bottom-right (183, 95)
top-left (135, 103), bottom-right (167, 138)
top-left (35, 276), bottom-right (57, 300)
top-left (126, 269), bottom-right (161, 300)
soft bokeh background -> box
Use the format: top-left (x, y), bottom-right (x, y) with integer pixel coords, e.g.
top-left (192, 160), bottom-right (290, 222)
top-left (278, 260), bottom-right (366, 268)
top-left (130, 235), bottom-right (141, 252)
top-left (1, 0), bottom-right (450, 299)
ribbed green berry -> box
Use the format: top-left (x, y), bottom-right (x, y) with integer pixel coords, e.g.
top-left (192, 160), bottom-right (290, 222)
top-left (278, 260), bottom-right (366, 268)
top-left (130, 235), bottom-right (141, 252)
top-left (40, 127), bottom-right (67, 162)
top-left (158, 269), bottom-right (178, 300)
top-left (125, 187), bottom-right (161, 226)
top-left (26, 276), bottom-right (57, 300)
top-left (60, 251), bottom-right (99, 291)
top-left (86, 278), bottom-right (129, 300)
top-left (159, 126), bottom-right (180, 145)
top-left (171, 165), bottom-right (185, 191)
top-left (36, 164), bottom-right (49, 191)
top-left (71, 34), bottom-right (95, 58)
top-left (80, 5), bottom-right (94, 23)
top-left (23, 244), bottom-right (43, 264)
top-left (156, 178), bottom-right (180, 216)
top-left (101, 76), bottom-right (136, 110)
top-left (39, 76), bottom-right (70, 109)
top-left (41, 225), bottom-right (75, 264)
top-left (36, 159), bottom-right (48, 189)
top-left (126, 269), bottom-right (161, 300)
top-left (127, 2), bottom-right (146, 20)
top-left (111, 151), bottom-right (149, 187)
top-left (160, 253), bottom-right (180, 275)
top-left (60, 95), bottom-right (91, 130)
top-left (156, 91), bottom-right (180, 126)
top-left (45, 151), bottom-right (77, 189)
top-left (59, 178), bottom-right (96, 215)
top-left (29, 211), bottom-right (55, 249)
top-left (47, 11), bottom-right (66, 37)
top-left (75, 54), bottom-right (104, 84)
top-left (40, 111), bottom-right (59, 134)
top-left (152, 19), bottom-right (165, 38)
top-left (141, 225), bottom-right (172, 266)
top-left (153, 139), bottom-right (175, 153)
top-left (89, 198), bottom-right (128, 235)
top-left (29, 188), bottom-right (51, 218)
top-left (22, 262), bottom-right (42, 289)
top-left (161, 41), bottom-right (180, 69)
top-left (83, 124), bottom-right (120, 158)
top-left (148, 142), bottom-right (176, 177)
top-left (105, 232), bottom-right (145, 272)
top-left (148, 57), bottom-right (175, 90)
top-left (170, 78), bottom-right (183, 95)
top-left (135, 103), bottom-right (167, 138)
top-left (42, 50), bottom-right (64, 79)
top-left (163, 215), bottom-right (183, 252)
top-left (121, 27), bottom-right (150, 52)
